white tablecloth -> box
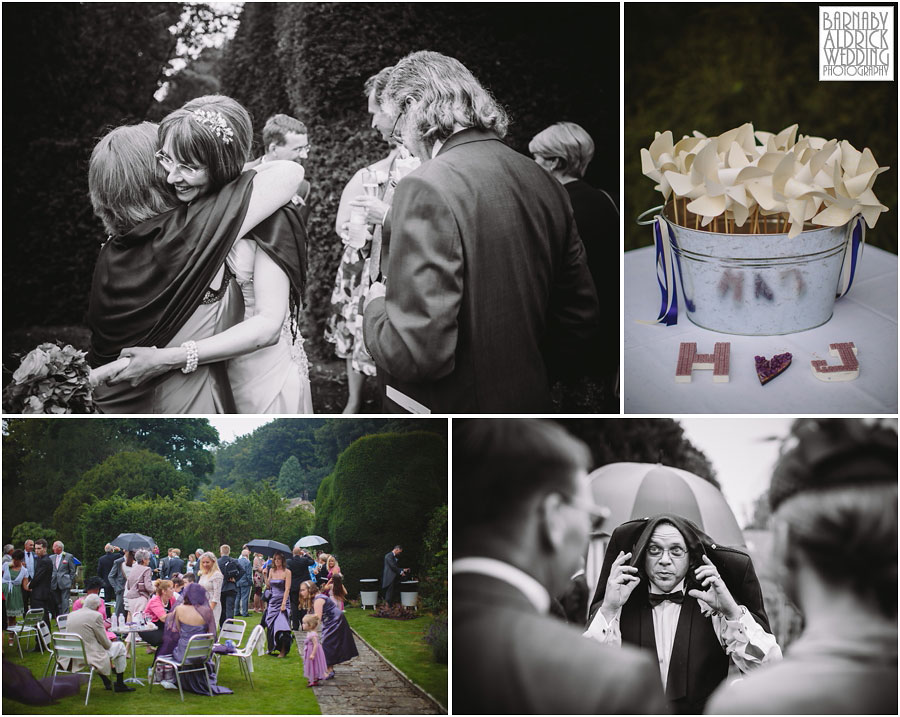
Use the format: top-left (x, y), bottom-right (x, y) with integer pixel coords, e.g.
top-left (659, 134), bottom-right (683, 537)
top-left (624, 244), bottom-right (898, 414)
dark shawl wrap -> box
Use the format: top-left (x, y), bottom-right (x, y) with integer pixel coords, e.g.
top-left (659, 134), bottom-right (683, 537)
top-left (588, 515), bottom-right (770, 714)
top-left (242, 201), bottom-right (308, 324)
top-left (87, 171), bottom-right (256, 367)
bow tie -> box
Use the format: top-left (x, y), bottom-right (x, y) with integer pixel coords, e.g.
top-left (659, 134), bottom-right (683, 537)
top-left (648, 591), bottom-right (684, 607)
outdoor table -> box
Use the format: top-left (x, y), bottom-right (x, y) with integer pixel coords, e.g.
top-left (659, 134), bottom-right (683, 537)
top-left (110, 623), bottom-right (148, 686)
top-left (624, 244), bottom-right (898, 413)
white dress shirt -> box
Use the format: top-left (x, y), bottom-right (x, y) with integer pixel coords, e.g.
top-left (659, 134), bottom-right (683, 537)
top-left (453, 557), bottom-right (551, 614)
top-left (584, 579), bottom-right (781, 689)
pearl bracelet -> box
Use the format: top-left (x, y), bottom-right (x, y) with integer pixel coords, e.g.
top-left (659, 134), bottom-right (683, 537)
top-left (181, 340), bottom-right (199, 374)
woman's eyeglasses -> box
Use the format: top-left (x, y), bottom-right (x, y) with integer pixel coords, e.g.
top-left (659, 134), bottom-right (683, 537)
top-left (155, 150), bottom-right (204, 180)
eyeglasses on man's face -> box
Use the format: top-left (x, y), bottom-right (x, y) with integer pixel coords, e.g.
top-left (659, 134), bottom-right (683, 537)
top-left (155, 150), bottom-right (205, 180)
top-left (646, 545), bottom-right (687, 559)
top-left (390, 109), bottom-right (407, 144)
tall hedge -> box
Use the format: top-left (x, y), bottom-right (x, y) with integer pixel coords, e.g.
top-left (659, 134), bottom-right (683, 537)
top-left (313, 431), bottom-right (448, 596)
top-left (3, 3), bottom-right (182, 330)
top-left (220, 3), bottom-right (618, 357)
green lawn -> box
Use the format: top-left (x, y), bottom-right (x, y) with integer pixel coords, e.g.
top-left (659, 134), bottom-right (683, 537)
top-left (2, 621), bottom-right (320, 715)
top-left (344, 606), bottom-right (447, 710)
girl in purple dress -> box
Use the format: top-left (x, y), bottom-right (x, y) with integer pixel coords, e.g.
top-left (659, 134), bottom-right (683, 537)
top-left (300, 580), bottom-right (358, 679)
top-left (302, 614), bottom-right (328, 686)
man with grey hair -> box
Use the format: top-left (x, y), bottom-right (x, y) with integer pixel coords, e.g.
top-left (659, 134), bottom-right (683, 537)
top-left (50, 540), bottom-right (78, 618)
top-left (363, 51), bottom-right (600, 413)
top-left (64, 594), bottom-right (134, 693)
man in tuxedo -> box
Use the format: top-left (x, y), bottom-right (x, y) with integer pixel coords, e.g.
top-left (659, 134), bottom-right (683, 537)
top-left (50, 540), bottom-right (78, 618)
top-left (22, 539), bottom-right (36, 613)
top-left (286, 548), bottom-right (315, 629)
top-left (96, 544), bottom-right (119, 606)
top-left (167, 548), bottom-right (185, 578)
top-left (454, 419), bottom-right (666, 714)
top-left (585, 515), bottom-right (781, 714)
top-left (28, 539), bottom-right (53, 623)
top-left (381, 546), bottom-right (407, 606)
top-left (363, 51), bottom-right (600, 414)
top-left (244, 114), bottom-right (312, 224)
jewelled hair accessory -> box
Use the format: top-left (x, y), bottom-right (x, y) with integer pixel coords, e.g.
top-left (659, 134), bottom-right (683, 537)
top-left (192, 110), bottom-right (234, 144)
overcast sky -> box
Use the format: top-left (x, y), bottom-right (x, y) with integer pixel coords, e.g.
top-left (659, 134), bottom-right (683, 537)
top-left (678, 417), bottom-right (795, 527)
top-left (208, 416), bottom-right (275, 444)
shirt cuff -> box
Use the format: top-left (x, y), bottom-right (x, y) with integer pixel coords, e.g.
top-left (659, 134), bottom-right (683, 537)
top-left (583, 606), bottom-right (621, 643)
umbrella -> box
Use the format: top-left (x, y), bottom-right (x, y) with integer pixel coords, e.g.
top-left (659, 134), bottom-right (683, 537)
top-left (245, 539), bottom-right (293, 557)
top-left (589, 462), bottom-right (745, 546)
top-left (111, 533), bottom-right (155, 552)
top-left (294, 535), bottom-right (329, 549)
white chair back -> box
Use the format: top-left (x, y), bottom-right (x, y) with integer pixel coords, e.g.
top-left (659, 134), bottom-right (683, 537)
top-left (36, 621), bottom-right (52, 652)
top-left (218, 618), bottom-right (247, 647)
top-left (23, 608), bottom-right (44, 627)
top-left (55, 614), bottom-right (68, 631)
top-left (52, 632), bottom-right (87, 663)
top-left (183, 633), bottom-right (215, 664)
top-left (245, 624), bottom-right (265, 654)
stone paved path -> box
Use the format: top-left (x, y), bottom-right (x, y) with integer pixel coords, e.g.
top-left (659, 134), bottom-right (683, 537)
top-left (299, 630), bottom-right (443, 715)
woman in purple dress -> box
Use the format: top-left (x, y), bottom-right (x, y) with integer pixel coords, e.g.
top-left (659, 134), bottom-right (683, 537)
top-left (261, 551), bottom-right (292, 657)
top-left (300, 580), bottom-right (358, 679)
top-left (154, 582), bottom-right (232, 695)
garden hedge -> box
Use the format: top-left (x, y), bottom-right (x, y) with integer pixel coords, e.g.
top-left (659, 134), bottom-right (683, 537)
top-left (313, 431), bottom-right (448, 595)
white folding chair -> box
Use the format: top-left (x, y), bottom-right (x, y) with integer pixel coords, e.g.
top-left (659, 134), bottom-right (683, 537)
top-left (6, 608), bottom-right (44, 655)
top-left (150, 633), bottom-right (215, 702)
top-left (50, 632), bottom-right (95, 706)
top-left (37, 622), bottom-right (55, 676)
top-left (219, 624), bottom-right (265, 689)
top-left (55, 614), bottom-right (68, 632)
top-left (213, 618), bottom-right (246, 670)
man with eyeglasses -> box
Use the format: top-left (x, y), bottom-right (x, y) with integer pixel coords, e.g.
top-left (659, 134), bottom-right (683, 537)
top-left (453, 419), bottom-right (666, 714)
top-left (244, 114), bottom-right (312, 224)
top-left (585, 514), bottom-right (781, 714)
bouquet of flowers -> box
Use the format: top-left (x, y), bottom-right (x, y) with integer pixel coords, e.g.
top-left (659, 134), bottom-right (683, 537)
top-left (3, 342), bottom-right (98, 413)
top-left (641, 123), bottom-right (888, 238)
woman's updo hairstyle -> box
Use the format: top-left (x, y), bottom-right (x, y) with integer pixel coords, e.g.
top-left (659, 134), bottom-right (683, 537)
top-left (771, 419), bottom-right (897, 617)
top-left (158, 94), bottom-right (253, 192)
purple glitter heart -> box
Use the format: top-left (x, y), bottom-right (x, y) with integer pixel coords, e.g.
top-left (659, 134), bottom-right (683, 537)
top-left (755, 352), bottom-right (792, 385)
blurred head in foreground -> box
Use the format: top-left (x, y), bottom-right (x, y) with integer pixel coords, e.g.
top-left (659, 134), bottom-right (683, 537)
top-left (453, 418), bottom-right (604, 595)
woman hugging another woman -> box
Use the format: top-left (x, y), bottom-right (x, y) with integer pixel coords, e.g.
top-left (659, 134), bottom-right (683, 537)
top-left (88, 95), bottom-right (312, 414)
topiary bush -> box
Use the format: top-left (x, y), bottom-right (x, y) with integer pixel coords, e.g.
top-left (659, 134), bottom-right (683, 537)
top-left (313, 431), bottom-right (447, 596)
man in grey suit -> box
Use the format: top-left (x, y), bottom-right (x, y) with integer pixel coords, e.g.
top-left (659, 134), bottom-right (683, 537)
top-left (363, 51), bottom-right (600, 414)
top-left (453, 419), bottom-right (667, 714)
top-left (107, 553), bottom-right (127, 617)
top-left (49, 540), bottom-right (78, 618)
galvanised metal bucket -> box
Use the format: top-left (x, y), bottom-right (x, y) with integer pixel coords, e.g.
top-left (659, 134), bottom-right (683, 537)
top-left (664, 215), bottom-right (851, 335)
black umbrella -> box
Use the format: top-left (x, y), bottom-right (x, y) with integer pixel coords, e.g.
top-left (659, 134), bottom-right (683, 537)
top-left (245, 539), bottom-right (292, 558)
top-left (111, 533), bottom-right (155, 552)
